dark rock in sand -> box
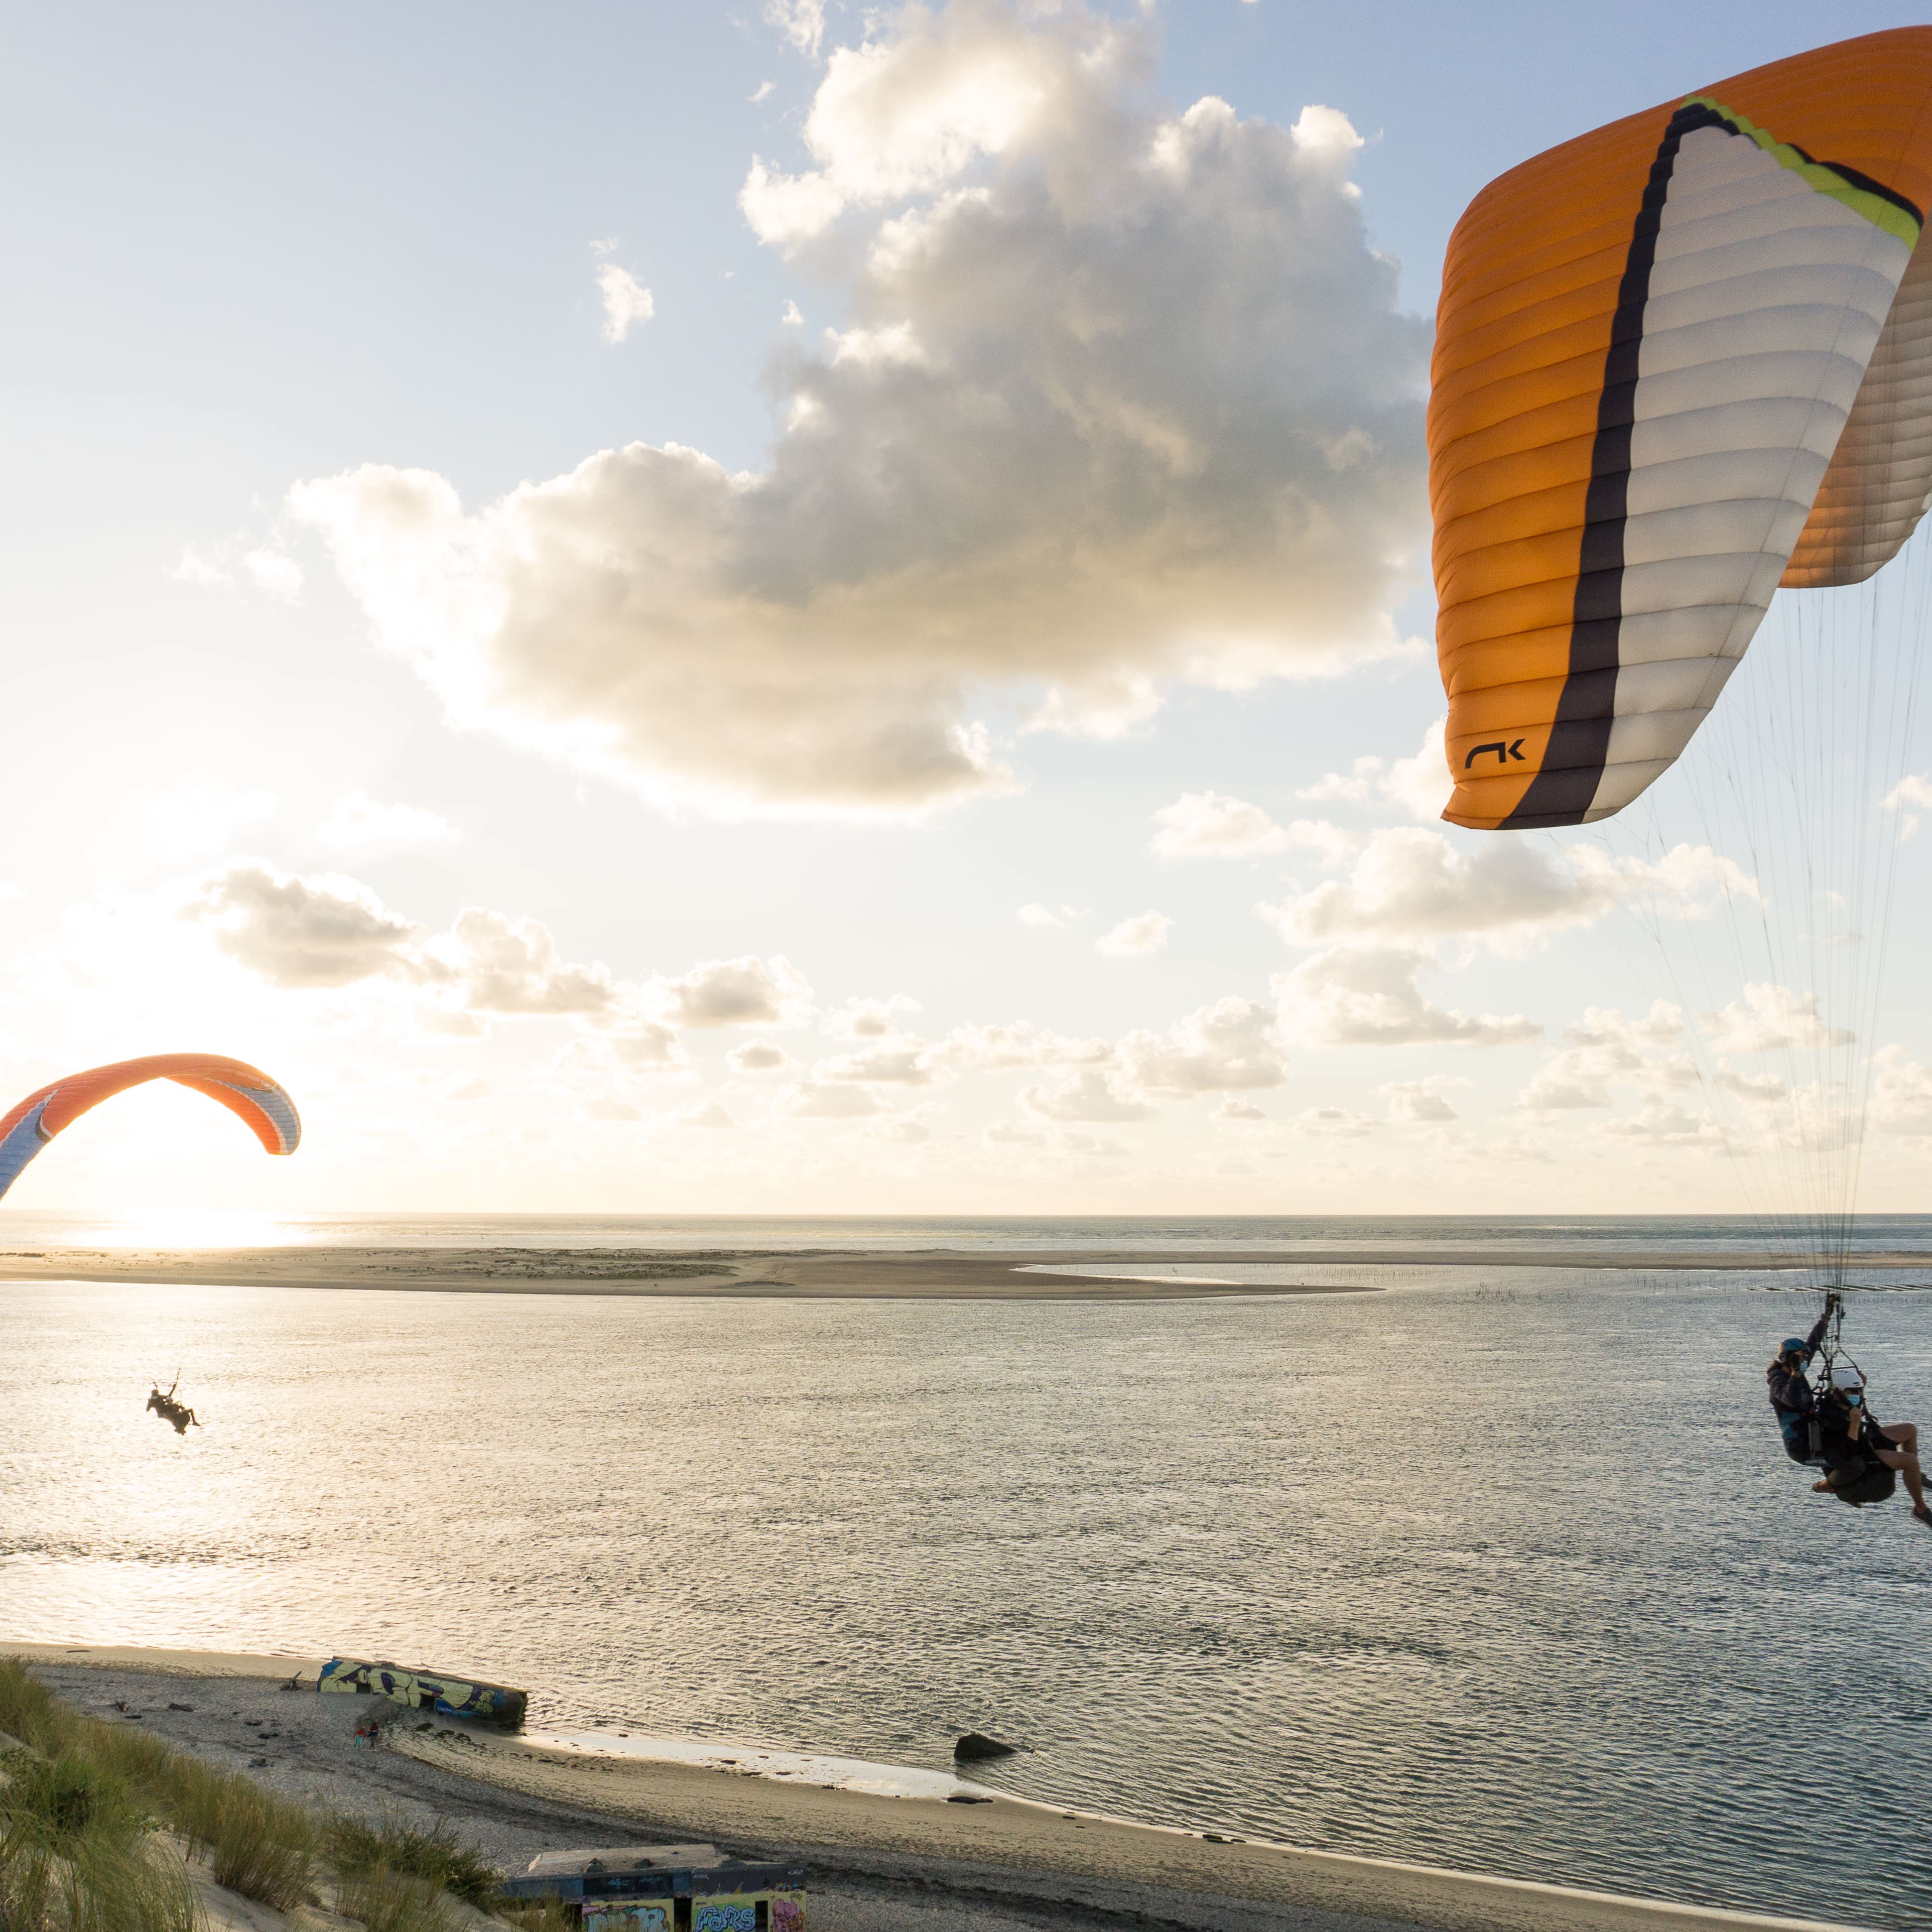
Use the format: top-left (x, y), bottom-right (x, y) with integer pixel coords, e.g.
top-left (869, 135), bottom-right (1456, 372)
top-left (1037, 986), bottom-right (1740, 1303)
top-left (953, 1732), bottom-right (1017, 1761)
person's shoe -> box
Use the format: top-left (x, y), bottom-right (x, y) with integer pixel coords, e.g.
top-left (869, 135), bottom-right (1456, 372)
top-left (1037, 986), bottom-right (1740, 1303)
top-left (1813, 1479), bottom-right (1835, 1493)
top-left (1913, 1503), bottom-right (1932, 1529)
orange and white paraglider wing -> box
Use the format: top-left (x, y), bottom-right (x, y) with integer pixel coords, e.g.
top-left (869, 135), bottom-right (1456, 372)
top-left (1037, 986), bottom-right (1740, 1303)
top-left (0, 1054), bottom-right (301, 1204)
top-left (1429, 27), bottom-right (1932, 831)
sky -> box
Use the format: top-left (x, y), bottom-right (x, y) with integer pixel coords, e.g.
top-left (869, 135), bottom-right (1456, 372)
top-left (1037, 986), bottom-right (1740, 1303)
top-left (4, 0), bottom-right (1932, 1219)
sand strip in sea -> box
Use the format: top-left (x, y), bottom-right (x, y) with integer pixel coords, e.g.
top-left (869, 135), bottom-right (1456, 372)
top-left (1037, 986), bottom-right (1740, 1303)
top-left (1, 1243), bottom-right (1924, 1299)
top-left (0, 1643), bottom-right (1870, 1932)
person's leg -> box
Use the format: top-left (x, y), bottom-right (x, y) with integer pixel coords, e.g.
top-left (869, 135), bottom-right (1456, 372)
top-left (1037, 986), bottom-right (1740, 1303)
top-left (1880, 1421), bottom-right (1919, 1455)
top-left (1874, 1447), bottom-right (1928, 1513)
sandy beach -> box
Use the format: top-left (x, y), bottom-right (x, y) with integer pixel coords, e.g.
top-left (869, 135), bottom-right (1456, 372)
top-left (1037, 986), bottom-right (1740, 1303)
top-left (1, 1242), bottom-right (1923, 1299)
top-left (0, 1643), bottom-right (1869, 1932)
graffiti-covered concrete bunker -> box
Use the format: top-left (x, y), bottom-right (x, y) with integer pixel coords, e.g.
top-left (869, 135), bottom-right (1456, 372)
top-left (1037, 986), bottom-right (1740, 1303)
top-left (317, 1657), bottom-right (528, 1728)
top-left (500, 1845), bottom-right (807, 1932)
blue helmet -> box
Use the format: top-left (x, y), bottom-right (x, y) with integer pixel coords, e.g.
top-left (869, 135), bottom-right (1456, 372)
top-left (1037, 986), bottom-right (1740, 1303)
top-left (1780, 1337), bottom-right (1809, 1357)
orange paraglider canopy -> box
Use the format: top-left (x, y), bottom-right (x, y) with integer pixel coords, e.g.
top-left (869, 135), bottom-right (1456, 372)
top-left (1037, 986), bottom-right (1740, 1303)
top-left (0, 1054), bottom-right (301, 1203)
top-left (1429, 26), bottom-right (1932, 829)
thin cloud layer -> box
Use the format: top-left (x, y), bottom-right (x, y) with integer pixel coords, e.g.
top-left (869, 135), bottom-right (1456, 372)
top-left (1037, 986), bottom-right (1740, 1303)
top-left (1260, 830), bottom-right (1753, 958)
top-left (316, 791), bottom-right (457, 854)
top-left (292, 0), bottom-right (1427, 816)
top-left (1275, 947), bottom-right (1539, 1048)
top-left (1149, 792), bottom-right (1358, 863)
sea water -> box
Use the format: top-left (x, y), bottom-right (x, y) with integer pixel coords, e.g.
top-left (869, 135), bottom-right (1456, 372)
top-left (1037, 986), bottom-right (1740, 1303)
top-left (1, 1217), bottom-right (1929, 1929)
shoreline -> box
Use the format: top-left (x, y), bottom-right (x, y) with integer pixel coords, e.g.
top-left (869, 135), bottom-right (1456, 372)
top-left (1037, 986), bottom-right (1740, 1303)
top-left (1, 1242), bottom-right (1925, 1300)
top-left (0, 1642), bottom-right (1871, 1932)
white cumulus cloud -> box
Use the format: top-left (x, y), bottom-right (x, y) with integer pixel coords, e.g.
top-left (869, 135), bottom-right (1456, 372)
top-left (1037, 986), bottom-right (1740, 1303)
top-left (1095, 910), bottom-right (1172, 958)
top-left (1149, 793), bottom-right (1359, 864)
top-left (190, 864), bottom-right (420, 989)
top-left (1261, 830), bottom-right (1752, 958)
top-left (1274, 947), bottom-right (1539, 1048)
top-left (1019, 1066), bottom-right (1152, 1122)
top-left (934, 1022), bottom-right (1111, 1070)
top-left (1884, 773), bottom-right (1932, 840)
top-left (1116, 997), bottom-right (1286, 1094)
top-left (778, 1078), bottom-right (884, 1117)
top-left (767, 0), bottom-right (826, 56)
top-left (442, 908), bottom-right (617, 1016)
top-left (1869, 1045), bottom-right (1932, 1136)
top-left (1297, 717), bottom-right (1449, 822)
top-left (1700, 984), bottom-right (1853, 1056)
top-left (728, 1040), bottom-right (794, 1073)
top-left (1291, 1105), bottom-right (1376, 1138)
top-left (814, 1040), bottom-right (938, 1084)
top-left (651, 955), bottom-right (813, 1028)
top-left (596, 261), bottom-right (655, 343)
top-left (823, 993), bottom-right (920, 1037)
top-left (292, 0), bottom-right (1427, 818)
top-left (1381, 1077), bottom-right (1462, 1123)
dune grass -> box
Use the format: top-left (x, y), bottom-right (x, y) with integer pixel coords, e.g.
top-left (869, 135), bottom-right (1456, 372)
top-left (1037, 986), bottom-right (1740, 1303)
top-left (173, 1765), bottom-right (316, 1912)
top-left (332, 1864), bottom-right (457, 1932)
top-left (325, 1810), bottom-right (499, 1909)
top-left (0, 1723), bottom-right (198, 1932)
top-left (495, 1899), bottom-right (578, 1932)
top-left (0, 1661), bottom-right (319, 1913)
top-left (0, 1664), bottom-right (514, 1928)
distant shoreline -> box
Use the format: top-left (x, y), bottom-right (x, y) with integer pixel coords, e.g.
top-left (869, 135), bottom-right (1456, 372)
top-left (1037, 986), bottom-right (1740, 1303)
top-left (0, 1242), bottom-right (1926, 1298)
top-left (0, 1642), bottom-right (1867, 1932)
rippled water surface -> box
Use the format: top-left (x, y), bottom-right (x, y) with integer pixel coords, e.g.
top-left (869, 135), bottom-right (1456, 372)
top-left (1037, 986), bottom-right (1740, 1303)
top-left (3, 1223), bottom-right (1931, 1929)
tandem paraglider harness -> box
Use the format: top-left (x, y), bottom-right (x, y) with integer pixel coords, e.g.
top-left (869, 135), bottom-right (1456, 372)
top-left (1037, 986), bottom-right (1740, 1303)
top-left (1775, 1293), bottom-right (1896, 1509)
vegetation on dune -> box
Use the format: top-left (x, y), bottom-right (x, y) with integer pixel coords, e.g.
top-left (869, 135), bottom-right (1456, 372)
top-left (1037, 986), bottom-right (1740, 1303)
top-left (325, 1811), bottom-right (498, 1909)
top-left (0, 1662), bottom-right (317, 1914)
top-left (0, 1723), bottom-right (197, 1932)
top-left (176, 1770), bottom-right (316, 1912)
top-left (0, 1664), bottom-right (515, 1932)
top-left (332, 1864), bottom-right (456, 1932)
top-left (494, 1899), bottom-right (578, 1932)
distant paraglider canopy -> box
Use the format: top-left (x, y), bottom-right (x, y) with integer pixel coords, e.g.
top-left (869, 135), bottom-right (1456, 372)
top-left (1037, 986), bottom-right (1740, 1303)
top-left (0, 1054), bottom-right (301, 1205)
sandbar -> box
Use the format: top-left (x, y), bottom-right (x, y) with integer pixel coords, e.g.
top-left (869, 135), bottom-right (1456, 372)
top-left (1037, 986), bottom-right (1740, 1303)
top-left (0, 1245), bottom-right (1367, 1298)
top-left (0, 1642), bottom-right (1870, 1932)
top-left (0, 1241), bottom-right (1922, 1299)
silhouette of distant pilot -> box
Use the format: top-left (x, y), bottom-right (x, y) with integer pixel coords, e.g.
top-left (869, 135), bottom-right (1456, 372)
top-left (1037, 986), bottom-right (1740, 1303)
top-left (146, 1382), bottom-right (199, 1434)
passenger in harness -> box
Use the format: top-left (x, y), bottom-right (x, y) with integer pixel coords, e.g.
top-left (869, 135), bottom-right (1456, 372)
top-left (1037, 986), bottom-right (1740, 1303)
top-left (1811, 1363), bottom-right (1932, 1528)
